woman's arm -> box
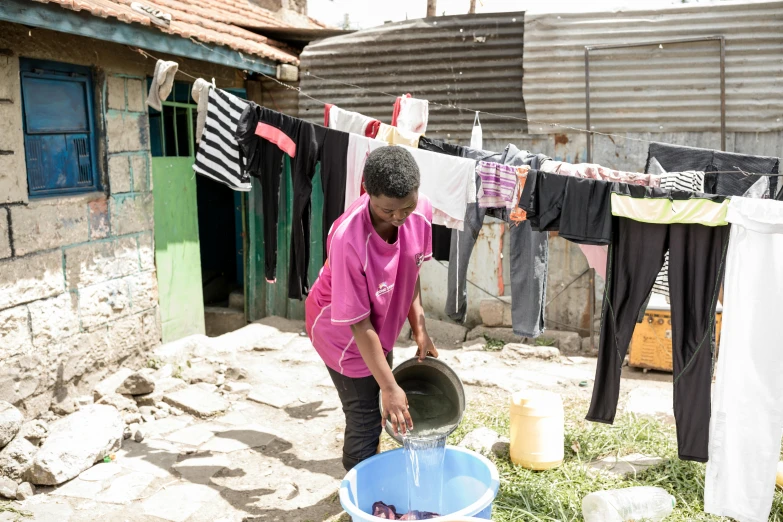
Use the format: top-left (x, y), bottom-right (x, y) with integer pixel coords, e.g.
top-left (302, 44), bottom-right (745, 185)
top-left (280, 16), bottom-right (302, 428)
top-left (351, 318), bottom-right (412, 436)
top-left (408, 275), bottom-right (439, 361)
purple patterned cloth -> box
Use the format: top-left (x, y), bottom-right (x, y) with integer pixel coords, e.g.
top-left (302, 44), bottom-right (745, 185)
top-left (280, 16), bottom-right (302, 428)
top-left (372, 501), bottom-right (440, 520)
top-left (476, 161), bottom-right (519, 209)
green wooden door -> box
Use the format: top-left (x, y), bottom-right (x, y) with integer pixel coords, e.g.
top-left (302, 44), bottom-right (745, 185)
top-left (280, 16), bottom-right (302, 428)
top-left (150, 96), bottom-right (206, 341)
top-left (153, 157), bottom-right (205, 341)
top-left (247, 156), bottom-right (324, 320)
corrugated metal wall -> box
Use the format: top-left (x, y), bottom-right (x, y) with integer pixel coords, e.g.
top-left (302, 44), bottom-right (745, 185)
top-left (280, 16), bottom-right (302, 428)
top-left (298, 12), bottom-right (526, 143)
top-left (524, 1), bottom-right (783, 134)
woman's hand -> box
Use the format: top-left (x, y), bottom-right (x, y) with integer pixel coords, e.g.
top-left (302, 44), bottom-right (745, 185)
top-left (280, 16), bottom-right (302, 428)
top-left (382, 383), bottom-right (413, 436)
top-left (413, 330), bottom-right (439, 362)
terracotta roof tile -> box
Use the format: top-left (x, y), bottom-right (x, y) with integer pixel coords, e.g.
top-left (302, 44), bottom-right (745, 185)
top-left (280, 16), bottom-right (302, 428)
top-left (32, 0), bottom-right (305, 64)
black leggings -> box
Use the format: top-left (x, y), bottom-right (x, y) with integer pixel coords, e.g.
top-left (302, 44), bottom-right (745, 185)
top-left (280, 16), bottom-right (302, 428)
top-left (587, 216), bottom-right (729, 462)
top-left (327, 352), bottom-right (393, 471)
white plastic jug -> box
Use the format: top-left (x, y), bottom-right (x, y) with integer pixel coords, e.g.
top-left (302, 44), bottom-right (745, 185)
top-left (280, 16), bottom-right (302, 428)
top-left (582, 486), bottom-right (675, 522)
top-left (470, 111), bottom-right (482, 150)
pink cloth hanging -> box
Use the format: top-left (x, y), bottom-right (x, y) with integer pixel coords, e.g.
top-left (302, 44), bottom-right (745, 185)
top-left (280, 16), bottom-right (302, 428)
top-left (578, 244), bottom-right (608, 280)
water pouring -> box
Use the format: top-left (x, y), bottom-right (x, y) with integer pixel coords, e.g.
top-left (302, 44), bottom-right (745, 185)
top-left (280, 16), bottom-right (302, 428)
top-left (381, 356), bottom-right (466, 443)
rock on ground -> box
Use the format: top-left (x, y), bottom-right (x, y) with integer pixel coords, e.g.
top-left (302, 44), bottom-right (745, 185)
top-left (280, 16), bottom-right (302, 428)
top-left (479, 297), bottom-right (513, 327)
top-left (276, 483), bottom-right (299, 500)
top-left (0, 476), bottom-right (17, 499)
top-left (123, 413), bottom-right (142, 425)
top-left (116, 369), bottom-right (156, 395)
top-left (19, 420), bottom-right (48, 446)
top-left (0, 435), bottom-right (37, 481)
top-left (163, 385), bottom-right (228, 418)
top-left (182, 362), bottom-right (218, 385)
top-left (223, 382), bottom-right (252, 394)
top-left (581, 336), bottom-right (600, 357)
top-left (586, 454), bottom-right (665, 479)
top-left (97, 393), bottom-right (139, 415)
top-left (225, 367), bottom-right (248, 381)
top-left (51, 398), bottom-right (77, 416)
top-left (28, 404), bottom-right (124, 485)
top-left (502, 343), bottom-right (560, 361)
top-left (0, 401), bottom-right (23, 449)
top-left (135, 377), bottom-right (188, 407)
top-left (536, 330), bottom-right (581, 356)
top-left (459, 427), bottom-right (502, 455)
top-left (75, 396), bottom-right (93, 408)
top-left (466, 326), bottom-right (527, 345)
top-left (425, 318), bottom-right (468, 349)
top-left (625, 387), bottom-right (674, 421)
top-left (93, 368), bottom-right (135, 401)
top-left (15, 482), bottom-right (34, 500)
top-left (152, 334), bottom-right (214, 365)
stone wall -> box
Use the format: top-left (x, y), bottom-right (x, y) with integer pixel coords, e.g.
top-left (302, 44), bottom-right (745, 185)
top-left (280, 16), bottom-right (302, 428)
top-left (0, 24), bottom-right (242, 418)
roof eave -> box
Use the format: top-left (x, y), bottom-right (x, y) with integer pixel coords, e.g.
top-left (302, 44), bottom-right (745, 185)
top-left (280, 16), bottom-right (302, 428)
top-left (0, 0), bottom-right (279, 75)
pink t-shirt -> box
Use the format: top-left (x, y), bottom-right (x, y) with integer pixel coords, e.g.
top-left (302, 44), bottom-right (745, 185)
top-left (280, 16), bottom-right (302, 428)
top-left (305, 194), bottom-right (433, 378)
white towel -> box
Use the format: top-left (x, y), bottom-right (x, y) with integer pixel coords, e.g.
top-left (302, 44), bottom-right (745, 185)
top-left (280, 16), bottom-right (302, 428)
top-left (328, 106), bottom-right (376, 136)
top-left (396, 96), bottom-right (429, 134)
top-left (146, 60), bottom-right (178, 111)
top-left (191, 78), bottom-right (212, 144)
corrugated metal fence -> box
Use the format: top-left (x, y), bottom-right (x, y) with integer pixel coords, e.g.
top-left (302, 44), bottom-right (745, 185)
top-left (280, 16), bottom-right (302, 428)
top-left (298, 12), bottom-right (526, 143)
top-left (523, 0), bottom-right (783, 134)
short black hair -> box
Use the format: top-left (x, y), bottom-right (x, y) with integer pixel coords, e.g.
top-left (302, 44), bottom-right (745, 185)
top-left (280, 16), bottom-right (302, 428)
top-left (363, 146), bottom-right (420, 199)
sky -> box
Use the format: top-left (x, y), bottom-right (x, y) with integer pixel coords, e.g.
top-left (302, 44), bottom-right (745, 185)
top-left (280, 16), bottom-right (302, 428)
top-left (307, 0), bottom-right (716, 29)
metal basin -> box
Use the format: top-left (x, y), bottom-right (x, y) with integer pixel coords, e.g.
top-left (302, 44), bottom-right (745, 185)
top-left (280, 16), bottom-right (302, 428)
top-left (380, 356), bottom-right (465, 444)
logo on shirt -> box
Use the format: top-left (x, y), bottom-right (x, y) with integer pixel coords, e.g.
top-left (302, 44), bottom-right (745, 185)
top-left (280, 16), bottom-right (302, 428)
top-left (376, 282), bottom-right (394, 297)
top-left (415, 253), bottom-right (425, 268)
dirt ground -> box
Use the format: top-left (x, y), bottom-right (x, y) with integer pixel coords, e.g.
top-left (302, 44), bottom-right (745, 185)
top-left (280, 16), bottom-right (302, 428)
top-left (1, 318), bottom-right (674, 522)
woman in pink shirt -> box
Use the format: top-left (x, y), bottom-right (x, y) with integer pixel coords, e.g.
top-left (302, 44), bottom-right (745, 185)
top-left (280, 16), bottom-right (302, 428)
top-left (305, 147), bottom-right (439, 471)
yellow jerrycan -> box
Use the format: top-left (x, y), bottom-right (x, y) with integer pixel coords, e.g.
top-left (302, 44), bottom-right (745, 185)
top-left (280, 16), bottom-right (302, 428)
top-left (509, 390), bottom-right (564, 470)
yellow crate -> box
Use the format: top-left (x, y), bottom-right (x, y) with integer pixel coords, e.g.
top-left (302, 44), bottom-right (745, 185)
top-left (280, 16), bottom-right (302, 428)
top-left (628, 295), bottom-right (723, 373)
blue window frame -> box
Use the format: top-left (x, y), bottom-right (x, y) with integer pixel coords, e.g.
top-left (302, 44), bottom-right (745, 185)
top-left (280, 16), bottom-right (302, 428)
top-left (20, 58), bottom-right (100, 197)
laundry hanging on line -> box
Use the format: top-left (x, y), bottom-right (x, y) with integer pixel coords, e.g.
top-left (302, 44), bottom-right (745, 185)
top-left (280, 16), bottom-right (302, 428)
top-left (181, 73), bottom-right (783, 522)
top-left (705, 196), bottom-right (783, 522)
top-left (645, 141), bottom-right (781, 198)
top-left (192, 88), bottom-right (252, 192)
top-left (325, 104), bottom-right (381, 138)
top-left (417, 137), bottom-right (551, 339)
top-left (391, 93), bottom-right (429, 134)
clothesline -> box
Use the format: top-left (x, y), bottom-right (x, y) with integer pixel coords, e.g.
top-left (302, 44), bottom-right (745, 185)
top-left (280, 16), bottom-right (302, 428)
top-left (130, 44), bottom-right (779, 173)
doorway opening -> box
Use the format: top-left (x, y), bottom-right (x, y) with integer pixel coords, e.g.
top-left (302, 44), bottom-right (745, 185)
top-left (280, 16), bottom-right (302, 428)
top-left (149, 80), bottom-right (247, 339)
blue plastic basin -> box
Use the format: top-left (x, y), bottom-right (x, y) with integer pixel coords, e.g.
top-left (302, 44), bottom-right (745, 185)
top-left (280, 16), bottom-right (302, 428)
top-left (339, 445), bottom-right (500, 521)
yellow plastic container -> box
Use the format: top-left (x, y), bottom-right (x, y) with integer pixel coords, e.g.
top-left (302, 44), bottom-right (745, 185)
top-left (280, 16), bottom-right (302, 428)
top-left (776, 462), bottom-right (783, 488)
top-left (629, 294), bottom-right (723, 372)
top-left (509, 390), bottom-right (564, 470)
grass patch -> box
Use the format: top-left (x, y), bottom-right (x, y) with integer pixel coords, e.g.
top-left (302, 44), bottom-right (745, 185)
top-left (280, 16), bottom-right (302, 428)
top-left (0, 501), bottom-right (32, 519)
top-left (534, 337), bottom-right (557, 347)
top-left (484, 336), bottom-right (506, 352)
top-left (449, 395), bottom-right (783, 521)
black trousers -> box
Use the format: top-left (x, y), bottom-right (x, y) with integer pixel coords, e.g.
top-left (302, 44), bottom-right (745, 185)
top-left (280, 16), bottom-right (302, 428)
top-left (587, 216), bottom-right (729, 462)
top-left (289, 124), bottom-right (350, 300)
top-left (317, 128), bottom-right (350, 262)
top-left (327, 352), bottom-right (393, 471)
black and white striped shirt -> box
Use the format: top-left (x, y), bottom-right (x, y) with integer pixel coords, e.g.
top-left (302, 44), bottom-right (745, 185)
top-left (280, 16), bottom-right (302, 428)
top-left (193, 89), bottom-right (252, 192)
top-left (652, 170), bottom-right (705, 298)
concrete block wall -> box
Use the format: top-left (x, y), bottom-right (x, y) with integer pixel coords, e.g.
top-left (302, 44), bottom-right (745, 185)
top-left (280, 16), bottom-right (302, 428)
top-left (0, 51), bottom-right (160, 418)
